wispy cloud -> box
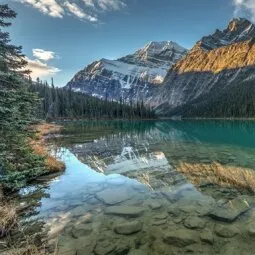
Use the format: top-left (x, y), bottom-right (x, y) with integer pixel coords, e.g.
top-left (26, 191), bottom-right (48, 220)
top-left (25, 48), bottom-right (60, 79)
top-left (64, 1), bottom-right (98, 22)
top-left (233, 0), bottom-right (255, 21)
top-left (83, 0), bottom-right (126, 11)
top-left (15, 0), bottom-right (127, 23)
top-left (18, 0), bottom-right (64, 18)
top-left (25, 57), bottom-right (61, 79)
top-left (33, 49), bottom-right (55, 61)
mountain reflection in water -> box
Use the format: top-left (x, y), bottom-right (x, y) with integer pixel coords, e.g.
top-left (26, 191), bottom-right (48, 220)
top-left (35, 120), bottom-right (255, 254)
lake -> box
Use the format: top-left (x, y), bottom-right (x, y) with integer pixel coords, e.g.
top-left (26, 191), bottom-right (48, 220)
top-left (22, 120), bottom-right (255, 254)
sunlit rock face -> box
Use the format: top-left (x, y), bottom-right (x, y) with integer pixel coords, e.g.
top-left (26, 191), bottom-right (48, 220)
top-left (156, 18), bottom-right (255, 116)
top-left (66, 18), bottom-right (255, 117)
top-left (65, 41), bottom-right (187, 103)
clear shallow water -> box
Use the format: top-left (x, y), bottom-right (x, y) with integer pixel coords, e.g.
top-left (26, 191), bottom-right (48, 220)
top-left (23, 120), bottom-right (255, 254)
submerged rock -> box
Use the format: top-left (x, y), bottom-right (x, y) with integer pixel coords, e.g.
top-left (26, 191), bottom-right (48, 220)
top-left (78, 213), bottom-right (93, 224)
top-left (71, 224), bottom-right (93, 238)
top-left (247, 222), bottom-right (255, 236)
top-left (127, 250), bottom-right (146, 255)
top-left (209, 197), bottom-right (250, 222)
top-left (94, 241), bottom-right (117, 255)
top-left (200, 229), bottom-right (214, 244)
top-left (168, 199), bottom-right (213, 217)
top-left (148, 201), bottom-right (162, 210)
top-left (184, 216), bottom-right (206, 229)
top-left (105, 206), bottom-right (144, 217)
top-left (214, 224), bottom-right (239, 238)
top-left (163, 229), bottom-right (198, 247)
top-left (70, 206), bottom-right (87, 217)
top-left (152, 219), bottom-right (167, 226)
top-left (153, 213), bottom-right (168, 220)
top-left (96, 188), bottom-right (132, 205)
top-left (114, 221), bottom-right (142, 235)
top-left (94, 240), bottom-right (130, 255)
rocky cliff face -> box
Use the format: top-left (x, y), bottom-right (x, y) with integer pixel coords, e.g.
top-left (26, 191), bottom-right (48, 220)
top-left (66, 41), bottom-right (187, 103)
top-left (156, 18), bottom-right (255, 116)
top-left (66, 18), bottom-right (255, 117)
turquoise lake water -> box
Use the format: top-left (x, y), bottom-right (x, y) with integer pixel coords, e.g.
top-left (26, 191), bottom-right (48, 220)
top-left (22, 120), bottom-right (255, 254)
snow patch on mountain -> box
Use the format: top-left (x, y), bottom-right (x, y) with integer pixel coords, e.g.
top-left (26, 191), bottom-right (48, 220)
top-left (66, 41), bottom-right (187, 102)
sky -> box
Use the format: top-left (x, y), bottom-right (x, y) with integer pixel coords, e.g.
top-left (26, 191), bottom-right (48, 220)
top-left (3, 0), bottom-right (255, 86)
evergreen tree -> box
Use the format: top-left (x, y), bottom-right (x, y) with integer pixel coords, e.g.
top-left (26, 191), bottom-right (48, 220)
top-left (0, 4), bottom-right (45, 190)
top-left (29, 81), bottom-right (156, 120)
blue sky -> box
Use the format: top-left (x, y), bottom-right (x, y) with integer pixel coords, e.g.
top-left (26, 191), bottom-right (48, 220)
top-left (4, 0), bottom-right (255, 86)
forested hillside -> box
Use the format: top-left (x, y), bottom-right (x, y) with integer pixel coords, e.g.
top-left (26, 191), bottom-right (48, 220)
top-left (29, 79), bottom-right (156, 120)
top-left (170, 80), bottom-right (255, 118)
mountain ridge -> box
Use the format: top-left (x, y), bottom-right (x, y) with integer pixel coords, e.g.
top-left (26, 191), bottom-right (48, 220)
top-left (66, 41), bottom-right (187, 101)
top-left (66, 17), bottom-right (255, 118)
top-left (155, 18), bottom-right (255, 116)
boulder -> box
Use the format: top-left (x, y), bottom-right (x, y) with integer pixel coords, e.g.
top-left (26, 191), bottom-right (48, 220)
top-left (184, 216), bottom-right (206, 229)
top-left (209, 197), bottom-right (250, 222)
top-left (94, 241), bottom-right (130, 255)
top-left (214, 224), bottom-right (239, 238)
top-left (163, 229), bottom-right (198, 247)
top-left (152, 219), bottom-right (167, 226)
top-left (78, 213), bottom-right (93, 224)
top-left (168, 199), bottom-right (213, 217)
top-left (114, 221), bottom-right (142, 235)
top-left (70, 206), bottom-right (86, 217)
top-left (96, 188), bottom-right (132, 205)
top-left (94, 242), bottom-right (116, 255)
top-left (148, 201), bottom-right (162, 210)
top-left (200, 229), bottom-right (214, 244)
top-left (105, 206), bottom-right (144, 218)
top-left (247, 222), bottom-right (255, 237)
top-left (127, 250), bottom-right (146, 255)
top-left (153, 213), bottom-right (168, 220)
top-left (71, 224), bottom-right (93, 238)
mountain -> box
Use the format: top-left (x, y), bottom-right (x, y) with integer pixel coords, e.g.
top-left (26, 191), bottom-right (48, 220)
top-left (66, 41), bottom-right (187, 103)
top-left (66, 18), bottom-right (255, 118)
top-left (156, 18), bottom-right (255, 117)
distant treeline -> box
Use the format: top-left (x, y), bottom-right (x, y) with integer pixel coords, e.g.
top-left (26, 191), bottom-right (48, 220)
top-left (28, 79), bottom-right (156, 120)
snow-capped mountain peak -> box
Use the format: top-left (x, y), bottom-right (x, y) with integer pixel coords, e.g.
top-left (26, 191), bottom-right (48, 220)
top-left (142, 41), bottom-right (186, 54)
top-left (66, 41), bottom-right (187, 101)
top-left (119, 41), bottom-right (187, 67)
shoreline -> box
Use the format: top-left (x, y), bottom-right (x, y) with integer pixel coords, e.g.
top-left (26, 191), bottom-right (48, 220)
top-left (0, 122), bottom-right (66, 254)
top-left (49, 117), bottom-right (255, 122)
top-left (30, 122), bottom-right (65, 174)
top-left (51, 117), bottom-right (159, 122)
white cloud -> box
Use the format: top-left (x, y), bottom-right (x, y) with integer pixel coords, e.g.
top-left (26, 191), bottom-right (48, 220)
top-left (82, 0), bottom-right (95, 8)
top-left (18, 0), bottom-right (64, 18)
top-left (97, 0), bottom-right (126, 11)
top-left (25, 57), bottom-right (61, 79)
top-left (83, 0), bottom-right (126, 11)
top-left (233, 0), bottom-right (255, 21)
top-left (15, 0), bottom-right (127, 22)
top-left (64, 1), bottom-right (98, 22)
top-left (32, 49), bottom-right (55, 61)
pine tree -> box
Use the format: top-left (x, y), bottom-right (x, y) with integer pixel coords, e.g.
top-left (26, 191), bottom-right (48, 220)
top-left (0, 4), bottom-right (45, 190)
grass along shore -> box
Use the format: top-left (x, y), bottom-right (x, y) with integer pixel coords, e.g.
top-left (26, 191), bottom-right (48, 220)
top-left (178, 161), bottom-right (255, 193)
top-left (30, 123), bottom-right (65, 173)
top-left (0, 122), bottom-right (65, 254)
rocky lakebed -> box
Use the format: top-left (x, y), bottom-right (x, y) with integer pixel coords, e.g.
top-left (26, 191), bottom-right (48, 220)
top-left (14, 120), bottom-right (255, 255)
top-left (19, 148), bottom-right (255, 255)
